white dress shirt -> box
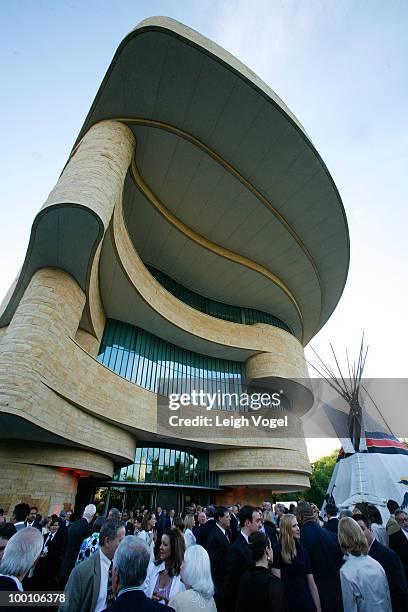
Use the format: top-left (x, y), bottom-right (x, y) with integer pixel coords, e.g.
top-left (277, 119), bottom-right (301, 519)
top-left (42, 531), bottom-right (56, 555)
top-left (216, 523), bottom-right (226, 536)
top-left (94, 548), bottom-right (111, 612)
top-left (240, 530), bottom-right (250, 544)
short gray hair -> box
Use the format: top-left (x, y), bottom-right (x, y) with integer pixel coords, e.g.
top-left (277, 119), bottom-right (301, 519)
top-left (113, 536), bottom-right (150, 588)
top-left (99, 519), bottom-right (124, 547)
top-left (263, 510), bottom-right (274, 523)
top-left (108, 507), bottom-right (121, 519)
top-left (0, 527), bottom-right (43, 578)
top-left (83, 504), bottom-right (96, 519)
top-left (181, 545), bottom-right (214, 599)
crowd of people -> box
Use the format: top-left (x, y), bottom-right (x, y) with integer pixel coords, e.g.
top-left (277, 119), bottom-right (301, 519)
top-left (0, 498), bottom-right (407, 611)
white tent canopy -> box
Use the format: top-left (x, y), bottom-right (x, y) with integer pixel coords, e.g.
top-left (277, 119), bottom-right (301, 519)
top-left (325, 450), bottom-right (408, 521)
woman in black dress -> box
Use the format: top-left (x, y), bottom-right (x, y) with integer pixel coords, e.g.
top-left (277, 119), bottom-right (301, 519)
top-left (272, 514), bottom-right (321, 612)
top-left (236, 531), bottom-right (286, 612)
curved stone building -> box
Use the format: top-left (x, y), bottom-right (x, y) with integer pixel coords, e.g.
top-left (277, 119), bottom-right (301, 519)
top-left (0, 17), bottom-right (349, 514)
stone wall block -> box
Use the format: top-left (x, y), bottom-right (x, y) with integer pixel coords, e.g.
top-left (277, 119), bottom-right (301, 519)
top-left (43, 121), bottom-right (135, 231)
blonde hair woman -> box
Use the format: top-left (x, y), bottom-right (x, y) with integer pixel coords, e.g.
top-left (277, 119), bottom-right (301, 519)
top-left (271, 514), bottom-right (321, 612)
top-left (310, 503), bottom-right (324, 527)
top-left (338, 517), bottom-right (391, 611)
top-left (183, 514), bottom-right (196, 549)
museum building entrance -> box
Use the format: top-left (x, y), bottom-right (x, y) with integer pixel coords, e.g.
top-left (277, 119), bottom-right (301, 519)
top-left (76, 443), bottom-right (220, 515)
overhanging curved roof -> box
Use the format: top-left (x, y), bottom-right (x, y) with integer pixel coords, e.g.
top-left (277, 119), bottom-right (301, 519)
top-left (90, 16), bottom-right (349, 345)
top-left (1, 17), bottom-right (349, 347)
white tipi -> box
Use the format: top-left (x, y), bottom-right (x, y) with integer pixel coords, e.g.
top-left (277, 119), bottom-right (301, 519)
top-left (309, 336), bottom-right (408, 519)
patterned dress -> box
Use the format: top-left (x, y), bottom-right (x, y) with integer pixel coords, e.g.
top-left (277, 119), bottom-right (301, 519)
top-left (75, 531), bottom-right (100, 564)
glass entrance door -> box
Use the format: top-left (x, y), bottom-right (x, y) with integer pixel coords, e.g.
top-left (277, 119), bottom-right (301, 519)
top-left (156, 489), bottom-right (180, 512)
top-left (125, 488), bottom-right (153, 512)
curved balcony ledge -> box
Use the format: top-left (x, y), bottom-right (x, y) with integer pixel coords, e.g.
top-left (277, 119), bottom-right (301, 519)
top-left (107, 192), bottom-right (308, 373)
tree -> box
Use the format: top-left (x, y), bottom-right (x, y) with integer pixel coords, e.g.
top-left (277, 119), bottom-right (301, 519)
top-left (276, 449), bottom-right (338, 508)
top-left (304, 450), bottom-right (338, 507)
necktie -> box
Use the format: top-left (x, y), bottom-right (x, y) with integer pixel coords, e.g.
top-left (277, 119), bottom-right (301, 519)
top-left (43, 534), bottom-right (51, 555)
top-left (106, 561), bottom-right (115, 607)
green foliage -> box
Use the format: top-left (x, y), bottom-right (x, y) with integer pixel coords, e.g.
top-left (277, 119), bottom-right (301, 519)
top-left (275, 449), bottom-right (338, 508)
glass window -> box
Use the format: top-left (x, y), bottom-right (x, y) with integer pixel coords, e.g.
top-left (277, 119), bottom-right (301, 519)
top-left (112, 444), bottom-right (218, 487)
top-left (97, 319), bottom-right (248, 406)
top-left (159, 448), bottom-right (165, 466)
top-left (147, 265), bottom-right (291, 333)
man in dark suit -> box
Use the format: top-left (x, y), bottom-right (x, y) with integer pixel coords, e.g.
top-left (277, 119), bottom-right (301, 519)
top-left (44, 521), bottom-right (65, 574)
top-left (323, 503), bottom-right (339, 534)
top-left (11, 503), bottom-right (30, 532)
top-left (121, 513), bottom-right (134, 536)
top-left (207, 506), bottom-right (231, 611)
top-left (0, 526), bottom-right (43, 594)
top-left (59, 510), bottom-right (72, 530)
top-left (167, 509), bottom-right (175, 529)
top-left (58, 503), bottom-right (96, 588)
top-left (229, 506), bottom-right (239, 543)
top-left (156, 507), bottom-right (167, 535)
top-left (33, 517), bottom-right (65, 590)
top-left (154, 507), bottom-right (167, 557)
top-left (197, 505), bottom-right (216, 550)
top-left (296, 502), bottom-right (343, 612)
top-left (0, 523), bottom-right (16, 562)
top-left (354, 513), bottom-right (408, 612)
top-left (24, 506), bottom-right (42, 531)
top-left (274, 503), bottom-right (286, 527)
top-left (61, 519), bottom-right (125, 612)
top-left (192, 510), bottom-right (206, 541)
top-left (223, 505), bottom-right (262, 612)
top-left (389, 509), bottom-right (408, 583)
top-left (155, 506), bottom-right (167, 551)
top-left (104, 535), bottom-right (174, 611)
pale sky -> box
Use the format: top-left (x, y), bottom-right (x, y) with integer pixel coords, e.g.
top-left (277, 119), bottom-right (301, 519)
top-left (2, 1), bottom-right (407, 462)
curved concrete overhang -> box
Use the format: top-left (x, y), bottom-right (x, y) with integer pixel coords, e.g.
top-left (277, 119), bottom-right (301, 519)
top-left (101, 181), bottom-right (308, 363)
top-left (80, 16), bottom-right (349, 345)
top-left (218, 471), bottom-right (311, 490)
top-left (0, 440), bottom-right (115, 479)
top-left (0, 205), bottom-right (102, 328)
